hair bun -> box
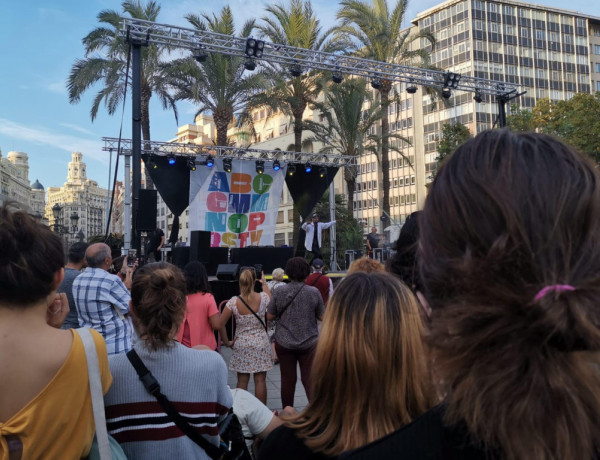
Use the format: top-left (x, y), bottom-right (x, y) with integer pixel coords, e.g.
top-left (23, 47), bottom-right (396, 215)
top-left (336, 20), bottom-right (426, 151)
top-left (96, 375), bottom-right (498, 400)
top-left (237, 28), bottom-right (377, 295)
top-left (149, 268), bottom-right (173, 290)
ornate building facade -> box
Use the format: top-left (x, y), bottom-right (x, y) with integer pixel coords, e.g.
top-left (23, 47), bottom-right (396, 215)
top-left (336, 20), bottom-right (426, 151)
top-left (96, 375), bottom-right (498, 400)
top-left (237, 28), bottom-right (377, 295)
top-left (46, 152), bottom-right (108, 246)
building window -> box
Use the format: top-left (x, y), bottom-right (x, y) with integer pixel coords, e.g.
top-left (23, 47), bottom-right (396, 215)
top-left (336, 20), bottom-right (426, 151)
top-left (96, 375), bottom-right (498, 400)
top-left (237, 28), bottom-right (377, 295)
top-left (595, 45), bottom-right (600, 55)
top-left (277, 211), bottom-right (284, 224)
top-left (595, 63), bottom-right (600, 73)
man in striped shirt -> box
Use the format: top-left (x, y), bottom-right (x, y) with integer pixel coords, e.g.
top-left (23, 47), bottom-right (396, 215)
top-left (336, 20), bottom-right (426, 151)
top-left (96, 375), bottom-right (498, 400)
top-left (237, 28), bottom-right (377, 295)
top-left (73, 243), bottom-right (133, 354)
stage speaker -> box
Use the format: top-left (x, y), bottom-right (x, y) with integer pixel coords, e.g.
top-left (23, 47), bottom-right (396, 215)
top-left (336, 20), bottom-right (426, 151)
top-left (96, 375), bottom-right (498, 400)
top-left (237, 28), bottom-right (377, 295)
top-left (138, 189), bottom-right (157, 231)
top-left (190, 230), bottom-right (211, 263)
top-left (171, 246), bottom-right (190, 269)
top-left (216, 264), bottom-right (240, 281)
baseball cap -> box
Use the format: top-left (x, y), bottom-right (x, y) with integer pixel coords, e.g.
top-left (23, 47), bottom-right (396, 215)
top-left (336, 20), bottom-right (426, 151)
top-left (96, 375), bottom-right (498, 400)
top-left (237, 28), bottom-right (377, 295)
top-left (312, 258), bottom-right (324, 269)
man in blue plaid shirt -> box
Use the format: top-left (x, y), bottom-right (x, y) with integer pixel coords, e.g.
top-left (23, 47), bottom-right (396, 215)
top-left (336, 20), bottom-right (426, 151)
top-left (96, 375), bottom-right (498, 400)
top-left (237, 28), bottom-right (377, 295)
top-left (73, 243), bottom-right (134, 354)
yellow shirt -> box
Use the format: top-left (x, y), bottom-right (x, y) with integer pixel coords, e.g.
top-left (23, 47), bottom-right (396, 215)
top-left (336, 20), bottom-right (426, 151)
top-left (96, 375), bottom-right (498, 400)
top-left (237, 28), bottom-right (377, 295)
top-left (0, 329), bottom-right (112, 459)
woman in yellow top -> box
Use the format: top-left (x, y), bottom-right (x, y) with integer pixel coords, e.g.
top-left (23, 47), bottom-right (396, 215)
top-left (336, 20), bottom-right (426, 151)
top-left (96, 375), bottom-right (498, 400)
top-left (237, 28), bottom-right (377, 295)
top-left (0, 204), bottom-right (112, 459)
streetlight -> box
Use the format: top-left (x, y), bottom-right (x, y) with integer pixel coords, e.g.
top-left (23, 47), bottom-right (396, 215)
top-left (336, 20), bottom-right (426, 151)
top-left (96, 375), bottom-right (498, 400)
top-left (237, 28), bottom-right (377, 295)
top-left (70, 211), bottom-right (79, 233)
top-left (76, 230), bottom-right (86, 243)
top-left (52, 204), bottom-right (63, 233)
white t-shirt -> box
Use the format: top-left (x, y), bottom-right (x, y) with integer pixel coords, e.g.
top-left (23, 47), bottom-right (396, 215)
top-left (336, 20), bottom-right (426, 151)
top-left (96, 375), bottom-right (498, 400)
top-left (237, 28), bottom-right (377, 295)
top-left (230, 388), bottom-right (274, 451)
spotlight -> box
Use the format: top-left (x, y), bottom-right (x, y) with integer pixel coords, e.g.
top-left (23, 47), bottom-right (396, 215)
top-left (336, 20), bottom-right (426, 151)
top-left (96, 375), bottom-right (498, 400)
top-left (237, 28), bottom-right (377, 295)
top-left (319, 166), bottom-right (327, 178)
top-left (473, 89), bottom-right (483, 103)
top-left (305, 163), bottom-right (312, 173)
top-left (288, 164), bottom-right (296, 176)
top-left (193, 48), bottom-right (208, 63)
top-left (441, 87), bottom-right (452, 99)
top-left (223, 158), bottom-right (232, 173)
top-left (443, 71), bottom-right (461, 89)
top-left (406, 80), bottom-right (418, 94)
top-left (245, 38), bottom-right (264, 58)
top-left (331, 71), bottom-right (343, 84)
top-left (255, 160), bottom-right (264, 175)
top-left (147, 156), bottom-right (157, 170)
top-left (273, 160), bottom-right (281, 171)
top-left (206, 155), bottom-right (214, 168)
top-left (244, 59), bottom-right (256, 71)
top-left (168, 154), bottom-right (176, 165)
top-left (187, 158), bottom-right (196, 171)
top-left (290, 64), bottom-right (303, 77)
top-left (371, 78), bottom-right (382, 90)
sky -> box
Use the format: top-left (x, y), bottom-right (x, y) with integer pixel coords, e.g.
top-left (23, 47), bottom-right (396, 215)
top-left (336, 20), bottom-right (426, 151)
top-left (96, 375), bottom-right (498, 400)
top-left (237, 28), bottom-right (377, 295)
top-left (0, 0), bottom-right (598, 191)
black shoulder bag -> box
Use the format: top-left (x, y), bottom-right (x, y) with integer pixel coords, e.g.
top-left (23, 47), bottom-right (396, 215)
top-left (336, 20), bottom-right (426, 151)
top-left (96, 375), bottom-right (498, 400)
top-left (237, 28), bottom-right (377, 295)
top-left (126, 349), bottom-right (250, 460)
top-left (236, 295), bottom-right (268, 333)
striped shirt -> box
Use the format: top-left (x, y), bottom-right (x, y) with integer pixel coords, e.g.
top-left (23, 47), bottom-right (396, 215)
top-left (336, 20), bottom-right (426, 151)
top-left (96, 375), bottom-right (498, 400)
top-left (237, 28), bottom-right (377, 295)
top-left (104, 342), bottom-right (232, 459)
top-left (73, 267), bottom-right (133, 355)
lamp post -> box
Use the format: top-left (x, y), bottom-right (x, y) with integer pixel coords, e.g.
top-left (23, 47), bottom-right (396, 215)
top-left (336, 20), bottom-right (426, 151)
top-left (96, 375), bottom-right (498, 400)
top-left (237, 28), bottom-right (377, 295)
top-left (76, 230), bottom-right (86, 243)
top-left (52, 203), bottom-right (63, 234)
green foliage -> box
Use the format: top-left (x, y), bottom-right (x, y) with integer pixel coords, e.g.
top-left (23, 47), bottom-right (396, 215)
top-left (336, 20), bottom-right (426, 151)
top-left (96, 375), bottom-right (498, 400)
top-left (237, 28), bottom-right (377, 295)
top-left (436, 123), bottom-right (472, 165)
top-left (312, 192), bottom-right (363, 269)
top-left (87, 233), bottom-right (124, 258)
top-left (336, 0), bottom-right (435, 219)
top-left (514, 94), bottom-right (600, 163)
top-left (506, 104), bottom-right (534, 133)
top-left (164, 6), bottom-right (267, 146)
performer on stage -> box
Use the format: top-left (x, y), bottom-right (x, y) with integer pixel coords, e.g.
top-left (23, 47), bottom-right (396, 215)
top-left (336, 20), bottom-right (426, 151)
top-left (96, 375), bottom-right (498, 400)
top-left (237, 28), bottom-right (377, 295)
top-left (301, 213), bottom-right (335, 259)
top-left (366, 226), bottom-right (380, 259)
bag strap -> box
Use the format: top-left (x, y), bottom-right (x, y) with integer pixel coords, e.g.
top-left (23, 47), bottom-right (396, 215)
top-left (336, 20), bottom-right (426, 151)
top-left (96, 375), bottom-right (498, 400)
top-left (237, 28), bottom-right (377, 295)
top-left (279, 284), bottom-right (305, 317)
top-left (236, 295), bottom-right (268, 333)
top-left (309, 273), bottom-right (324, 287)
top-left (76, 328), bottom-right (111, 460)
top-left (126, 349), bottom-right (221, 460)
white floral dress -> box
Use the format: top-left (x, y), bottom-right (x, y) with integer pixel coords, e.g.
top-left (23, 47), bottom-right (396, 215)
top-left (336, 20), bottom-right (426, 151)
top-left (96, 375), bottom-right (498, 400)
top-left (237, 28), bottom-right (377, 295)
top-left (226, 292), bottom-right (273, 373)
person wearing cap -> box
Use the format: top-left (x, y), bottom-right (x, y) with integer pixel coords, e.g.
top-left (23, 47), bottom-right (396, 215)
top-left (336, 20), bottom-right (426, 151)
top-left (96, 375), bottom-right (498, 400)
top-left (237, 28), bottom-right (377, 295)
top-left (301, 213), bottom-right (335, 259)
top-left (305, 258), bottom-right (333, 306)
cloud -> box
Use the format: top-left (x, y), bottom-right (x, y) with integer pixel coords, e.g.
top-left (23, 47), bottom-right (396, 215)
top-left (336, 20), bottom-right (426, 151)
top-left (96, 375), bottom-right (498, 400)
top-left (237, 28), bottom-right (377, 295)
top-left (59, 123), bottom-right (96, 136)
top-left (46, 80), bottom-right (67, 95)
top-left (0, 119), bottom-right (107, 164)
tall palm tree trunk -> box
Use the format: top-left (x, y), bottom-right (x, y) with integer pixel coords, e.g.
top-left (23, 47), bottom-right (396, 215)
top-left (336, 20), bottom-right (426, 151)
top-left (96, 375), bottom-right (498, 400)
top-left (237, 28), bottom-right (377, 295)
top-left (380, 82), bottom-right (392, 223)
top-left (344, 167), bottom-right (356, 214)
top-left (141, 89), bottom-right (154, 190)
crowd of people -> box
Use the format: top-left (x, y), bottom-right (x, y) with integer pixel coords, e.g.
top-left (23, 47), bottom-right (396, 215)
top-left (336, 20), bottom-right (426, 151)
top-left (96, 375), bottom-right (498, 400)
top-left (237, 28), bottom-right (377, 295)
top-left (1, 129), bottom-right (599, 459)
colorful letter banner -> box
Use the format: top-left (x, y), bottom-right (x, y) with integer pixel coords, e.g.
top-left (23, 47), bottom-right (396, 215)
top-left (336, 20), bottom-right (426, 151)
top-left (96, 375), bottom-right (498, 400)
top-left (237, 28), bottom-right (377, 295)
top-left (188, 158), bottom-right (287, 247)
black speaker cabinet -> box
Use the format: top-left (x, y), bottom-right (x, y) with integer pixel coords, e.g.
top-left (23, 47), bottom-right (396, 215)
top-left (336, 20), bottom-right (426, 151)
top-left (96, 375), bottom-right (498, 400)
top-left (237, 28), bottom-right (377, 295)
top-left (138, 189), bottom-right (157, 231)
top-left (216, 264), bottom-right (240, 281)
top-left (190, 230), bottom-right (211, 263)
top-left (171, 246), bottom-right (190, 269)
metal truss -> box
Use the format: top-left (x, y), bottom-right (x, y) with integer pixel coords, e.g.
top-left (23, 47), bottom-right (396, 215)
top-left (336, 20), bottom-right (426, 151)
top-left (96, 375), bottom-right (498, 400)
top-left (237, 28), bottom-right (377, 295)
top-left (120, 17), bottom-right (521, 98)
top-left (102, 138), bottom-right (357, 167)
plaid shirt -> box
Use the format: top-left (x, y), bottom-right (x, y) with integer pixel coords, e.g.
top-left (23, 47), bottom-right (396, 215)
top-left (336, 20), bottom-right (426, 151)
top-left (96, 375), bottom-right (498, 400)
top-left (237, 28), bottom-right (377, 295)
top-left (73, 267), bottom-right (133, 355)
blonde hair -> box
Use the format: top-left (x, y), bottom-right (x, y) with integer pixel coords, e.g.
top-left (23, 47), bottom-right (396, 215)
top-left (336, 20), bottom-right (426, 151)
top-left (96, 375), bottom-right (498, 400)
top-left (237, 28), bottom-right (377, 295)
top-left (272, 268), bottom-right (285, 281)
top-left (239, 268), bottom-right (256, 302)
top-left (286, 272), bottom-right (435, 455)
top-left (347, 257), bottom-right (385, 274)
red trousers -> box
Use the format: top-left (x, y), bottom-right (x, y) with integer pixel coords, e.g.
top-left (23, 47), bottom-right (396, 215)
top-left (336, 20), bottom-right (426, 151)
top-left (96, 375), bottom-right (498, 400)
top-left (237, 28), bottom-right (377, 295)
top-left (274, 343), bottom-right (316, 408)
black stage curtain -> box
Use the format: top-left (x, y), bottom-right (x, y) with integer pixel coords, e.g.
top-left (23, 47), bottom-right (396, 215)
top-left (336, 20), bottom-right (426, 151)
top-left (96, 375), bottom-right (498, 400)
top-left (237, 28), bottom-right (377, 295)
top-left (285, 166), bottom-right (338, 219)
top-left (143, 154), bottom-right (190, 243)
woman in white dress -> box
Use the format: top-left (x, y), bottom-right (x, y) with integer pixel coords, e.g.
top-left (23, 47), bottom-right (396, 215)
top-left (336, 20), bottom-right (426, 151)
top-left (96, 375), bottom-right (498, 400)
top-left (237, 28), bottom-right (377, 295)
top-left (219, 268), bottom-right (273, 404)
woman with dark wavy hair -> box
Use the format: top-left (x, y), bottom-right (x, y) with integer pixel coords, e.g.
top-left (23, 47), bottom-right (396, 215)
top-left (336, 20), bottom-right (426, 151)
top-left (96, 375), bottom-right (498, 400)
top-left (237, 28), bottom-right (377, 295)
top-left (346, 129), bottom-right (600, 460)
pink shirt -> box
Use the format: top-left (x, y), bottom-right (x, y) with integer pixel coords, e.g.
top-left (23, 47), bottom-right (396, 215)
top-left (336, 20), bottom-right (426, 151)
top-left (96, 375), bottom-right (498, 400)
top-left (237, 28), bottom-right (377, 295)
top-left (176, 292), bottom-right (219, 349)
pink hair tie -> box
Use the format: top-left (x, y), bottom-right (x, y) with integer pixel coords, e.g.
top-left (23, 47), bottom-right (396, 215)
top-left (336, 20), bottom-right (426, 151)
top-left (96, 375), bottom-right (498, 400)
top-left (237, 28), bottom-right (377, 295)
top-left (534, 284), bottom-right (575, 302)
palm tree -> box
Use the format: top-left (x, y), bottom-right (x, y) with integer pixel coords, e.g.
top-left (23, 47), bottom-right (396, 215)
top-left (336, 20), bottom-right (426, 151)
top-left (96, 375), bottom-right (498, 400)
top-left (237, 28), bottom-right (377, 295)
top-left (164, 6), bottom-right (267, 146)
top-left (67, 0), bottom-right (178, 188)
top-left (303, 79), bottom-right (383, 214)
top-left (256, 0), bottom-right (346, 246)
top-left (337, 0), bottom-right (435, 221)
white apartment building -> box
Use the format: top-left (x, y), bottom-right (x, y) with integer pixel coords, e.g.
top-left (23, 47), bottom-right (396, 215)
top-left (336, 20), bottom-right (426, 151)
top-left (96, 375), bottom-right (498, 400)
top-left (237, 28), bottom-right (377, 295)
top-left (0, 149), bottom-right (46, 221)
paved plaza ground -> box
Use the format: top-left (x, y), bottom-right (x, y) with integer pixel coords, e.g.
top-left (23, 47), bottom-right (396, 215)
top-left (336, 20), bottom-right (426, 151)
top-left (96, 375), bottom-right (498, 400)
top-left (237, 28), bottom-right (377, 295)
top-left (220, 345), bottom-right (309, 413)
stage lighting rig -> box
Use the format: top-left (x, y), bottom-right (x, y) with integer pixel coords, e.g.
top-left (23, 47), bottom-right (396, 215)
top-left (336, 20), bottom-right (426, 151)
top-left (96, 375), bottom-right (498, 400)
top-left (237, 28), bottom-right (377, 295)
top-left (187, 158), bottom-right (196, 171)
top-left (205, 155), bottom-right (214, 168)
top-left (244, 59), bottom-right (257, 71)
top-left (443, 72), bottom-right (461, 89)
top-left (331, 71), bottom-right (343, 84)
top-left (290, 63), bottom-right (303, 77)
top-left (441, 87), bottom-right (452, 99)
top-left (245, 38), bottom-right (264, 58)
top-left (406, 80), bottom-right (418, 94)
top-left (473, 88), bottom-right (483, 103)
top-left (255, 160), bottom-right (264, 175)
top-left (193, 48), bottom-right (208, 63)
top-left (167, 154), bottom-right (176, 165)
top-left (319, 166), bottom-right (327, 178)
top-left (223, 158), bottom-right (232, 173)
top-left (370, 78), bottom-right (382, 90)
top-left (305, 163), bottom-right (312, 173)
top-left (273, 160), bottom-right (281, 171)
top-left (288, 164), bottom-right (296, 176)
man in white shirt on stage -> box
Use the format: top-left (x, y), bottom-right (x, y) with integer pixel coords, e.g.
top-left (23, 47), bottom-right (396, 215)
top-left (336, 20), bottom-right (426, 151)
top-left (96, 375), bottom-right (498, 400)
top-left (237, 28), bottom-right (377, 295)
top-left (301, 213), bottom-right (335, 259)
